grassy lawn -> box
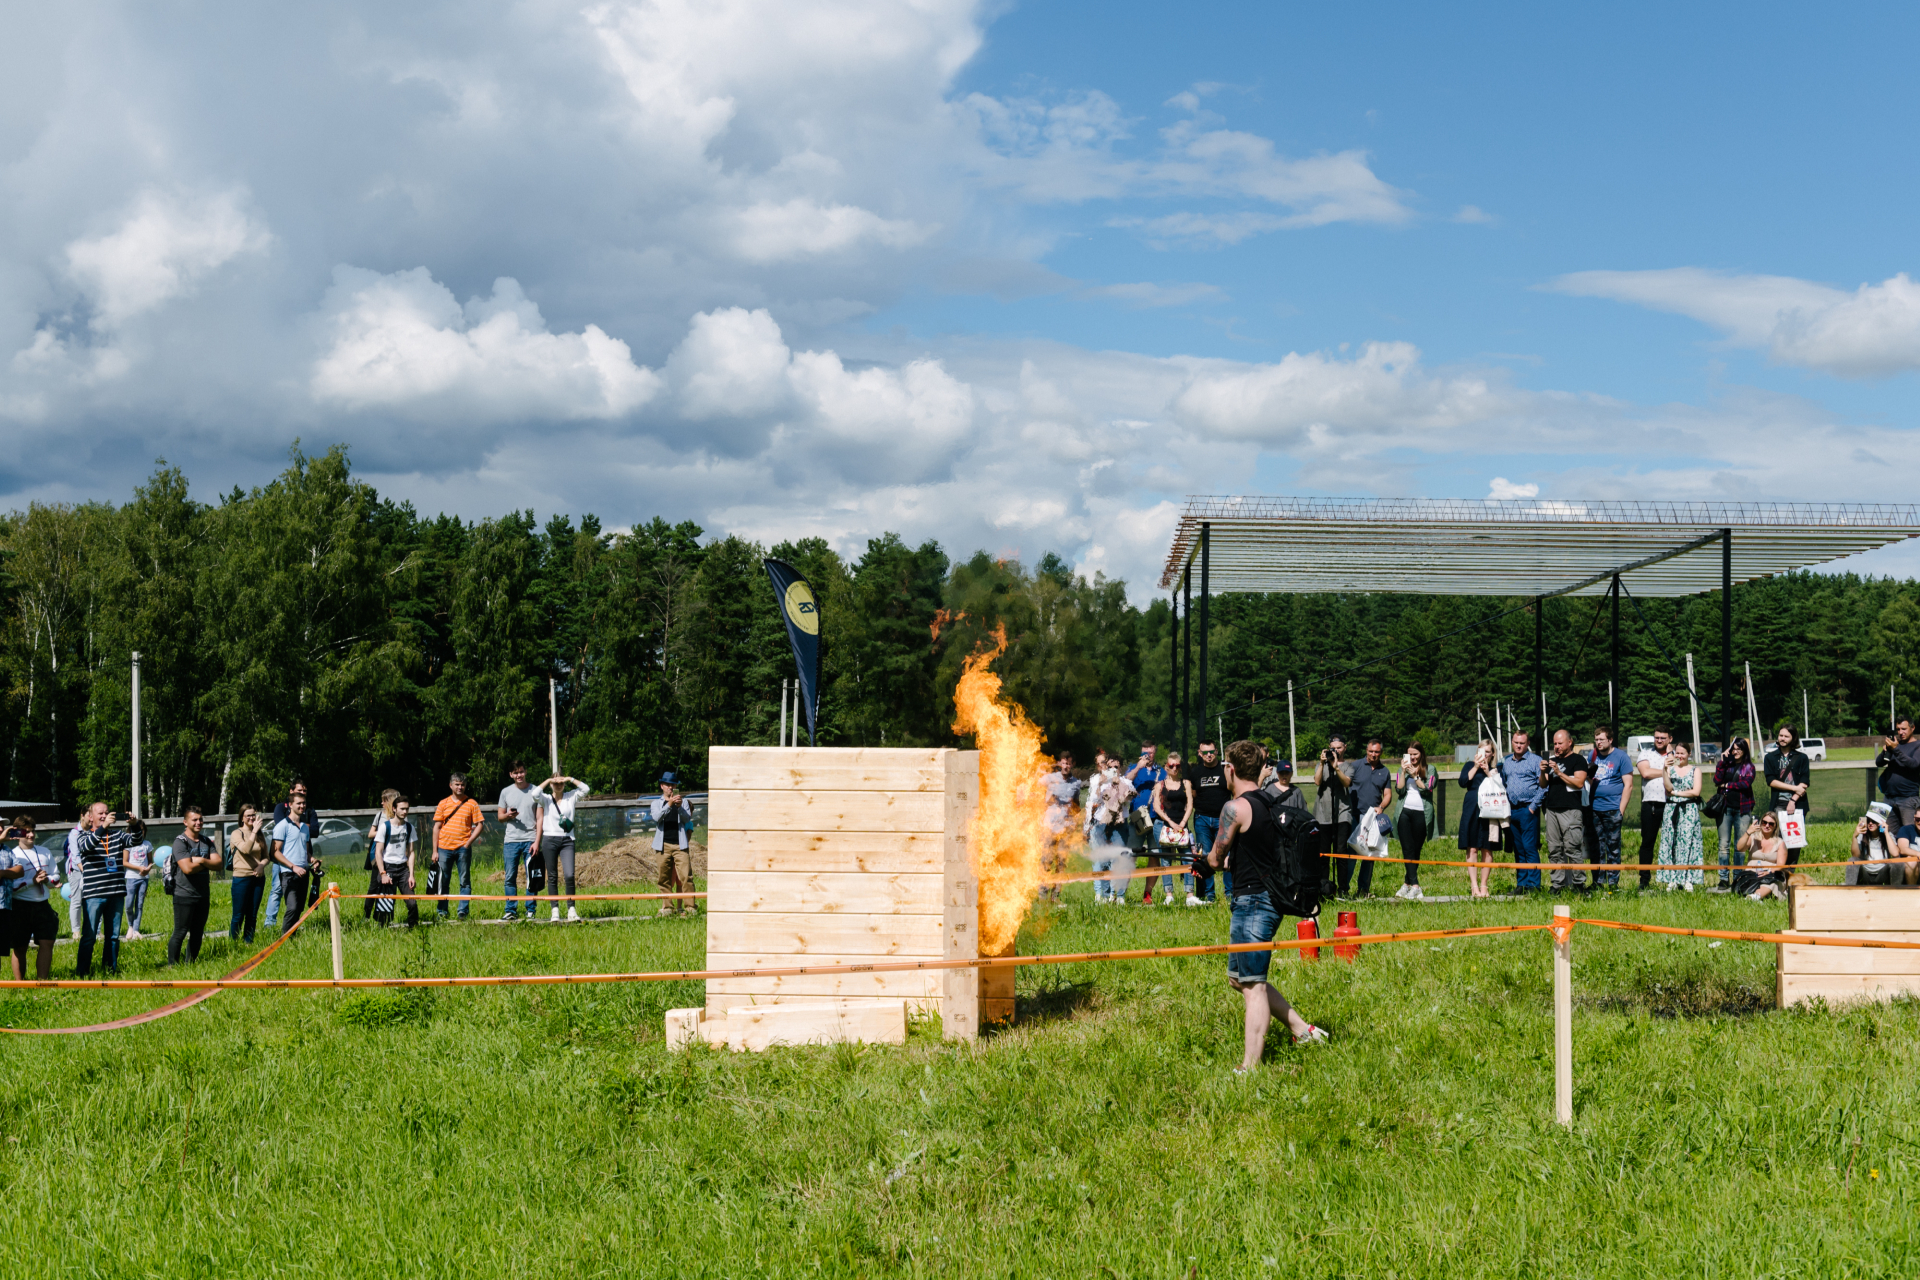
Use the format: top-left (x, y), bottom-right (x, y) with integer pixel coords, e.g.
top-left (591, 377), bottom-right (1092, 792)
top-left (6, 828), bottom-right (1917, 1278)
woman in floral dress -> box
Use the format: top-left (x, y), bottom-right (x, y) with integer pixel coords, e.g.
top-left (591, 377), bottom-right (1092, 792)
top-left (1656, 742), bottom-right (1704, 890)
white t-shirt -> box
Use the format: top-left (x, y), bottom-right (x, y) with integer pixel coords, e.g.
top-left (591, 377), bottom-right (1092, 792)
top-left (1638, 749), bottom-right (1669, 802)
top-left (1404, 782), bottom-right (1426, 812)
top-left (373, 816), bottom-right (413, 865)
top-left (8, 844), bottom-right (55, 902)
top-left (124, 840), bottom-right (155, 886)
top-left (542, 784), bottom-right (590, 839)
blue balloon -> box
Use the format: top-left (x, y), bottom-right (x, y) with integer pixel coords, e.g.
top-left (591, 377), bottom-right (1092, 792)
top-left (59, 883), bottom-right (73, 901)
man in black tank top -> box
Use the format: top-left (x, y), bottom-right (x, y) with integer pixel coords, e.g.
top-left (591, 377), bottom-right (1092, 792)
top-left (1206, 741), bottom-right (1329, 1070)
top-left (1190, 739), bottom-right (1232, 902)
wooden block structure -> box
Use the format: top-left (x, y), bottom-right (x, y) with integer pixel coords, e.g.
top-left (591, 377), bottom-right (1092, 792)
top-left (1779, 885), bottom-right (1920, 1007)
top-left (666, 747), bottom-right (1013, 1050)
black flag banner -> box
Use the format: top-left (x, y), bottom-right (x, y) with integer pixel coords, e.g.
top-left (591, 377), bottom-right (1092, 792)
top-left (763, 558), bottom-right (821, 745)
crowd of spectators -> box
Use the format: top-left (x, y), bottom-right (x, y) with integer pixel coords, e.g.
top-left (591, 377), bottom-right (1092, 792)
top-left (1042, 719), bottom-right (1907, 906)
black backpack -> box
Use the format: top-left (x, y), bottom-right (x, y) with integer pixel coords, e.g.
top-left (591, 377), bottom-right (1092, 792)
top-left (1247, 789), bottom-right (1322, 920)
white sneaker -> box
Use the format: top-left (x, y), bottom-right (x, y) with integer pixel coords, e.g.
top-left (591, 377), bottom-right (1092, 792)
top-left (1393, 884), bottom-right (1410, 899)
top-left (1293, 1024), bottom-right (1331, 1047)
top-left (566, 907), bottom-right (580, 921)
top-left (1406, 885), bottom-right (1425, 900)
top-left (1162, 890), bottom-right (1175, 906)
top-left (1683, 883), bottom-right (1695, 893)
top-left (1185, 894), bottom-right (1204, 908)
top-left (550, 907), bottom-right (561, 922)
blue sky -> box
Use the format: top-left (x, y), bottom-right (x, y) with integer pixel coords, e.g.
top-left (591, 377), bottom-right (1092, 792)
top-left (4, 0), bottom-right (1918, 592)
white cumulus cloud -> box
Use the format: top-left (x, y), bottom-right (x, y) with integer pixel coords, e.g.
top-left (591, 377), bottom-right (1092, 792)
top-left (65, 187), bottom-right (271, 328)
top-left (725, 199), bottom-right (932, 262)
top-left (1172, 341), bottom-right (1509, 443)
top-left (1552, 268), bottom-right (1920, 378)
top-left (311, 267), bottom-right (661, 421)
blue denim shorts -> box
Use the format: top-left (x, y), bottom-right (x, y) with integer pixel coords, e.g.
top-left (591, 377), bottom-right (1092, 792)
top-left (1228, 890), bottom-right (1281, 984)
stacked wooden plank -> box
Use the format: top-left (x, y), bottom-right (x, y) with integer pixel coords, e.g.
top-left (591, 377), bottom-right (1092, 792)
top-left (1778, 885), bottom-right (1920, 1007)
top-left (667, 746), bottom-right (1007, 1050)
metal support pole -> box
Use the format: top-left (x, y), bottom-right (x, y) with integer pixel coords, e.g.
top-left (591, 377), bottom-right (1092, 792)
top-left (1198, 523), bottom-right (1211, 756)
top-left (1533, 599), bottom-right (1544, 744)
top-left (1181, 566), bottom-right (1192, 759)
top-left (549, 677), bottom-right (561, 774)
top-left (1610, 575), bottom-right (1620, 734)
top-left (130, 651), bottom-right (143, 819)
top-left (1553, 904), bottom-right (1573, 1127)
top-left (1168, 596), bottom-right (1178, 747)
top-left (1721, 529), bottom-right (1732, 759)
top-left (1287, 679), bottom-right (1297, 775)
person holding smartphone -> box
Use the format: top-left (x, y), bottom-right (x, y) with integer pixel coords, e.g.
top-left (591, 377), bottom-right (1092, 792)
top-left (5, 817), bottom-right (59, 980)
top-left (73, 802), bottom-right (132, 976)
top-left (1123, 742), bottom-right (1164, 904)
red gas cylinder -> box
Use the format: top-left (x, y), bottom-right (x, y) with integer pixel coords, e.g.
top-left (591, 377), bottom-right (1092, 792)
top-left (1296, 919), bottom-right (1320, 962)
top-left (1332, 910), bottom-right (1362, 963)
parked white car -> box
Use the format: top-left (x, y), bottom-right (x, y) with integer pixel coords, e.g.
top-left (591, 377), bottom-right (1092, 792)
top-left (1800, 737), bottom-right (1827, 762)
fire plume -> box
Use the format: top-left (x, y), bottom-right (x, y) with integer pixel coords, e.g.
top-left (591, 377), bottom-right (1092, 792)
top-left (951, 624), bottom-right (1048, 954)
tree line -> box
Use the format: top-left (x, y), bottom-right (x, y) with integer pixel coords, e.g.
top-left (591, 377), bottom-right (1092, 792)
top-left (2, 446), bottom-right (1916, 816)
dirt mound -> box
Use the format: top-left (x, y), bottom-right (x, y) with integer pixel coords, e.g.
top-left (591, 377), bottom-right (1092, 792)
top-left (577, 835), bottom-right (708, 886)
top-left (479, 835), bottom-right (706, 886)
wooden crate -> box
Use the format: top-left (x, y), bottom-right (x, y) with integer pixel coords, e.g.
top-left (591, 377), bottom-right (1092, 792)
top-left (668, 746), bottom-right (1008, 1050)
top-left (1779, 885), bottom-right (1920, 1007)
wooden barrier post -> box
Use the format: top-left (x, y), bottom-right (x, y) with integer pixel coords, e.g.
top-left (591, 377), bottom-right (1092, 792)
top-left (329, 888), bottom-right (345, 983)
top-left (1553, 904), bottom-right (1572, 1127)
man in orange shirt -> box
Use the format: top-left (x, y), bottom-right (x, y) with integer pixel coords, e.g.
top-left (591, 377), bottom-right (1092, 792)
top-left (431, 773), bottom-right (484, 921)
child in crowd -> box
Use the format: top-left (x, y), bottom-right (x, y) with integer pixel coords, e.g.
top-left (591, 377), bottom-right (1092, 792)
top-left (122, 817), bottom-right (154, 941)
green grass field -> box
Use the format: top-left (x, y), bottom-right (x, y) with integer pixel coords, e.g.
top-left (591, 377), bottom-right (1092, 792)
top-left (5, 824), bottom-right (1916, 1277)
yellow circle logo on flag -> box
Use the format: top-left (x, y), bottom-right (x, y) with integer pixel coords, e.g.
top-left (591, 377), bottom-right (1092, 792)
top-left (784, 580), bottom-right (820, 635)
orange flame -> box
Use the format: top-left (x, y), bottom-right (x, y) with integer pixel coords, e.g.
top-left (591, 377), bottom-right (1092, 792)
top-left (951, 624), bottom-right (1048, 954)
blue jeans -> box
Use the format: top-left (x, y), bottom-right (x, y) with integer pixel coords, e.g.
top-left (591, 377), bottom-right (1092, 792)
top-left (1592, 807), bottom-right (1625, 888)
top-left (431, 844), bottom-right (473, 917)
top-left (1090, 823), bottom-right (1131, 901)
top-left (502, 841), bottom-right (533, 916)
top-left (1191, 813), bottom-right (1222, 900)
top-left (1228, 890), bottom-right (1281, 984)
top-left (1717, 811), bottom-right (1753, 883)
top-left (78, 895), bottom-right (124, 975)
top-left (124, 877), bottom-right (150, 933)
top-left (229, 875), bottom-right (265, 943)
top-left (1510, 806), bottom-right (1541, 890)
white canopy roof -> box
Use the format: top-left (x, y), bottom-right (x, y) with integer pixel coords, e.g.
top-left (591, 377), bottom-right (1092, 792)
top-left (1159, 498), bottom-right (1920, 597)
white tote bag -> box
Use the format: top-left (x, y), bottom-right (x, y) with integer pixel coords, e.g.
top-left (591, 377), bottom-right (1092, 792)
top-left (1477, 773), bottom-right (1512, 822)
top-left (1347, 809), bottom-right (1387, 858)
top-left (1779, 808), bottom-right (1809, 850)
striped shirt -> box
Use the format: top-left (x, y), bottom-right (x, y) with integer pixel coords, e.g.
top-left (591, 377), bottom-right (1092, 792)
top-left (74, 828), bottom-right (132, 900)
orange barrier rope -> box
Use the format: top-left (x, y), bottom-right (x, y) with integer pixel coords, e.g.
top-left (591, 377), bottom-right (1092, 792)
top-left (0, 922), bottom-right (1553, 990)
top-left (1323, 850), bottom-right (1892, 872)
top-left (1574, 917), bottom-right (1920, 950)
top-left (0, 884), bottom-right (335, 1034)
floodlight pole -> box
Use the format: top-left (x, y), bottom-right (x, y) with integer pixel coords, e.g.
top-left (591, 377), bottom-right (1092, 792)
top-left (1199, 523), bottom-right (1211, 757)
top-left (1721, 528), bottom-right (1732, 761)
